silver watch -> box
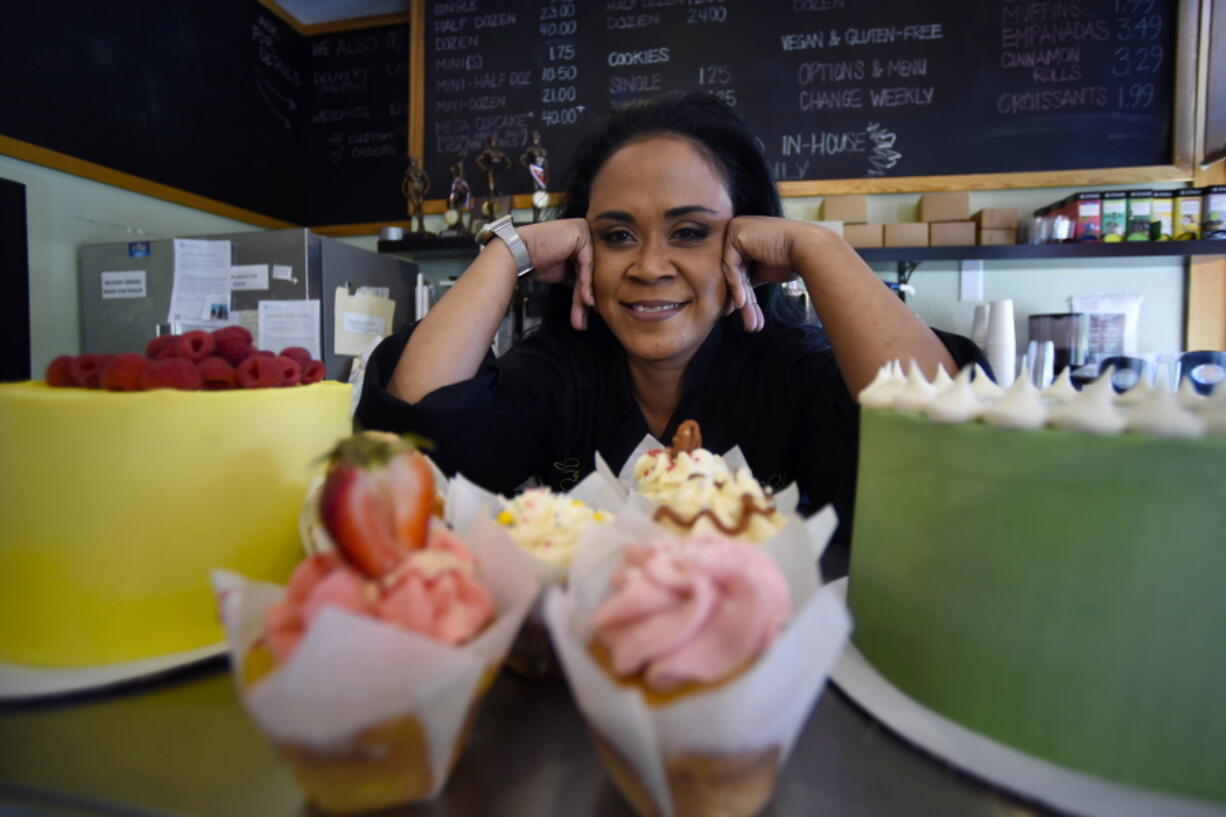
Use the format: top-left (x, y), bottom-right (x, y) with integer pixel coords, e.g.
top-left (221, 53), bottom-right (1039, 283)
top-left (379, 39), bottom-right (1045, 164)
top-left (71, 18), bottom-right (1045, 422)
top-left (476, 215), bottom-right (534, 277)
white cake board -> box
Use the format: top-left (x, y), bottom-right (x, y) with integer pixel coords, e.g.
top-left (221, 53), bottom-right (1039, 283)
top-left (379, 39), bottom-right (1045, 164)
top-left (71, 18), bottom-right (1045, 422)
top-left (0, 642), bottom-right (225, 701)
top-left (828, 578), bottom-right (1226, 817)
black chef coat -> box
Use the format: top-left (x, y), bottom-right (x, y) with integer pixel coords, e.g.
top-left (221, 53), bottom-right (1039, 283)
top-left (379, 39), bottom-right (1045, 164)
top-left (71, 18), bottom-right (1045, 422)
top-left (355, 312), bottom-right (985, 571)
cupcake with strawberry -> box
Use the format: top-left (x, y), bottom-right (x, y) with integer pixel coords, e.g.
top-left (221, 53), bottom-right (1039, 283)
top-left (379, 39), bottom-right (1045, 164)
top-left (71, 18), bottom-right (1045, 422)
top-left (215, 433), bottom-right (539, 813)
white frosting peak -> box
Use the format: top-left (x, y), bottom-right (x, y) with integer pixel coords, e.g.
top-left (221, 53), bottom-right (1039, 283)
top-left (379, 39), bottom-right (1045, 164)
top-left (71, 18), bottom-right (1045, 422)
top-left (1041, 367), bottom-right (1080, 405)
top-left (1048, 375), bottom-right (1127, 434)
top-left (970, 363), bottom-right (1005, 403)
top-left (1178, 377), bottom-right (1208, 411)
top-left (1125, 388), bottom-right (1206, 438)
top-left (982, 374), bottom-right (1048, 429)
top-left (925, 366), bottom-right (983, 424)
top-left (858, 361), bottom-right (906, 409)
top-left (892, 360), bottom-right (939, 412)
top-left (1199, 383), bottom-right (1226, 435)
top-left (932, 364), bottom-right (954, 393)
top-left (1114, 378), bottom-right (1153, 407)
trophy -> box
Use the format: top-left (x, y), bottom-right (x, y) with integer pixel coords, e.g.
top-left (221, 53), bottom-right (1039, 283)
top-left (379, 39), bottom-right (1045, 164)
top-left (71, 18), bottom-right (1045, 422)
top-left (519, 130), bottom-right (549, 223)
top-left (442, 153), bottom-right (473, 236)
top-left (475, 134), bottom-right (512, 224)
top-left (401, 156), bottom-right (433, 236)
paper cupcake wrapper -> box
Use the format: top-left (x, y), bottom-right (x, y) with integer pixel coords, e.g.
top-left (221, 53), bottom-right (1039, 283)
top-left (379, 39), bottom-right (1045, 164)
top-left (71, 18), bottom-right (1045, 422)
top-left (445, 470), bottom-right (626, 587)
top-left (544, 508), bottom-right (851, 817)
top-left (213, 515), bottom-right (540, 798)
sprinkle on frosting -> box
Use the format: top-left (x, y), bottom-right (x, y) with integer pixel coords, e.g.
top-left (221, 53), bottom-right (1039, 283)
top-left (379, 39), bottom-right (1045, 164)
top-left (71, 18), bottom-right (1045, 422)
top-left (497, 488), bottom-right (612, 567)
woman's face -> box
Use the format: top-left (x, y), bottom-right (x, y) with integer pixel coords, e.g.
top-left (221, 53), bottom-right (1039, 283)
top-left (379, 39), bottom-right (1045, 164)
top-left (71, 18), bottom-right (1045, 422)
top-left (586, 135), bottom-right (733, 369)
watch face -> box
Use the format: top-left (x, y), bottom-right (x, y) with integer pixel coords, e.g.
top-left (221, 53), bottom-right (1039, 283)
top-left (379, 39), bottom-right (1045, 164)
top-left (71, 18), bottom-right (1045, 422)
top-left (532, 190), bottom-right (549, 209)
top-left (444, 208), bottom-right (460, 226)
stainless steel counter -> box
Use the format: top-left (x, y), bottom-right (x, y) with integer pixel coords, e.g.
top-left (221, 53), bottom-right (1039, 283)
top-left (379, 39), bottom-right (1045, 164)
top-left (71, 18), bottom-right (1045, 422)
top-left (0, 660), bottom-right (1055, 817)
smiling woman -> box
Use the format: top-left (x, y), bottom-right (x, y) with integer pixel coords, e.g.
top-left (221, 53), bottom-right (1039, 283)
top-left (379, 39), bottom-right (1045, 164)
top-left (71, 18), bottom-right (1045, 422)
top-left (355, 92), bottom-right (982, 557)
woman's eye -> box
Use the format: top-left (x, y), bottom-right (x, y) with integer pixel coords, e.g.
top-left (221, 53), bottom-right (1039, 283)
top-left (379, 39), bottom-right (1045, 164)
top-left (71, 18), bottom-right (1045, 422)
top-left (600, 228), bottom-right (634, 245)
top-left (672, 226), bottom-right (710, 243)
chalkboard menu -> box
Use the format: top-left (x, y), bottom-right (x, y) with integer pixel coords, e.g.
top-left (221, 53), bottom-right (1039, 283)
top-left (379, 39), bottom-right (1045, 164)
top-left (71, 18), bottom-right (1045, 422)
top-left (302, 25), bottom-right (410, 225)
top-left (1, 1), bottom-right (410, 226)
top-left (424, 0), bottom-right (1177, 198)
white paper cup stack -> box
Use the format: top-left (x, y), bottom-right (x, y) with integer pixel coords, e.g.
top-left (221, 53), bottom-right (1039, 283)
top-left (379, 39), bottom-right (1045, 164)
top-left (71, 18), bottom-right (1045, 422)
top-left (986, 299), bottom-right (1017, 389)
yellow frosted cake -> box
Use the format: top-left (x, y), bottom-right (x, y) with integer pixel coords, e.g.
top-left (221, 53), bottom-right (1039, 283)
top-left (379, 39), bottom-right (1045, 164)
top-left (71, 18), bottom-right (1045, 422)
top-left (0, 381), bottom-right (352, 667)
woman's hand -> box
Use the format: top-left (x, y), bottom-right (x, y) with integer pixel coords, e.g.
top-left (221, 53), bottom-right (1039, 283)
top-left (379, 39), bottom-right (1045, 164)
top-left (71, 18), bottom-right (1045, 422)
top-left (519, 219), bottom-right (594, 331)
top-left (720, 216), bottom-right (811, 332)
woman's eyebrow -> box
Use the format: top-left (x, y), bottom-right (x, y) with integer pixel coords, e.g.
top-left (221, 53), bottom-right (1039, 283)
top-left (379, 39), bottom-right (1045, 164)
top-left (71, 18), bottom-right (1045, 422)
top-left (591, 210), bottom-right (635, 223)
top-left (664, 205), bottom-right (720, 218)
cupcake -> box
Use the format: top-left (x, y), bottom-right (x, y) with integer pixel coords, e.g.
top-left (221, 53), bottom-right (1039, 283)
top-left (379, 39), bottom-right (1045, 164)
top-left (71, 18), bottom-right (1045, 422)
top-left (497, 487), bottom-right (613, 577)
top-left (216, 433), bottom-right (538, 813)
top-left (631, 420), bottom-right (788, 543)
top-left (544, 524), bottom-right (851, 817)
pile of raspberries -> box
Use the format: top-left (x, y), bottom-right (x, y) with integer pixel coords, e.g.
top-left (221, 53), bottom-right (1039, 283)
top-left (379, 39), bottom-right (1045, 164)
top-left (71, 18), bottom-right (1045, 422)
top-left (45, 327), bottom-right (326, 391)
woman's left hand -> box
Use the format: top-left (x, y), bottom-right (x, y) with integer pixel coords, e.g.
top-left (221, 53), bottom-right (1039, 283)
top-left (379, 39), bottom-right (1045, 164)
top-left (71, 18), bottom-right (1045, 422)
top-left (720, 216), bottom-right (807, 332)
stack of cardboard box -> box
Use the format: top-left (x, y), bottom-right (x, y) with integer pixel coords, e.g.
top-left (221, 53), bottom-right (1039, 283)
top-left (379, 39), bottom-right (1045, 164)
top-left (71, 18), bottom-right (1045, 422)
top-left (820, 192), bottom-right (1018, 248)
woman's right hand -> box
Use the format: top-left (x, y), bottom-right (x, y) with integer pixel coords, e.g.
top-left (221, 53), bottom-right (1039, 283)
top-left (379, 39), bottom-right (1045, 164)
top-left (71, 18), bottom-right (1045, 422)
top-left (519, 218), bottom-right (595, 331)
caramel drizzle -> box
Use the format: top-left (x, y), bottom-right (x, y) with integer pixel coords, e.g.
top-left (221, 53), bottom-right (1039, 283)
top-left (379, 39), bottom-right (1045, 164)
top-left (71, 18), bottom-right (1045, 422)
top-left (652, 493), bottom-right (777, 537)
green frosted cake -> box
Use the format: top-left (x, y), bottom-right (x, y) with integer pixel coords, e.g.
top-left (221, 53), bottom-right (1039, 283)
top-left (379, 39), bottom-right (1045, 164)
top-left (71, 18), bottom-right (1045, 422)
top-left (848, 404), bottom-right (1226, 804)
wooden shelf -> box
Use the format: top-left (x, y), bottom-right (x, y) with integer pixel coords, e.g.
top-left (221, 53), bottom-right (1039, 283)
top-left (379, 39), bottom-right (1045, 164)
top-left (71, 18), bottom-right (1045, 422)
top-left (379, 236), bottom-right (1226, 264)
top-left (858, 239), bottom-right (1226, 263)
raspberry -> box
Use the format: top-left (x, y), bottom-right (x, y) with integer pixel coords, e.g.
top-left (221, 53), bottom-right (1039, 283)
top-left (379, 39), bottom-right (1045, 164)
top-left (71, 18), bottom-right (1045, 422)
top-left (197, 356), bottom-right (238, 390)
top-left (69, 354), bottom-right (113, 388)
top-left (45, 355), bottom-right (76, 387)
top-left (254, 350), bottom-right (276, 358)
top-left (146, 335), bottom-right (179, 359)
top-left (279, 347), bottom-right (312, 368)
top-left (273, 355), bottom-right (302, 386)
top-left (300, 359), bottom-right (326, 384)
top-left (99, 353), bottom-right (148, 391)
top-left (236, 355), bottom-right (284, 388)
top-left (211, 325), bottom-right (252, 346)
top-left (215, 335), bottom-right (253, 366)
top-left (175, 330), bottom-right (216, 362)
top-left (141, 358), bottom-right (202, 390)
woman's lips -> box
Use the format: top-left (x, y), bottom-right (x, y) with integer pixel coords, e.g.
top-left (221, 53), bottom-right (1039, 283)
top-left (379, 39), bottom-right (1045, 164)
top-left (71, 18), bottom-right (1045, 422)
top-left (622, 301), bottom-right (687, 322)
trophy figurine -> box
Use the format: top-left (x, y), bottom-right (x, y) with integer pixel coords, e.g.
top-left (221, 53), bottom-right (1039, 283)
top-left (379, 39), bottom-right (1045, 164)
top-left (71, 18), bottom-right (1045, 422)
top-left (443, 153), bottom-right (473, 236)
top-left (519, 130), bottom-right (549, 223)
top-left (401, 156), bottom-right (432, 236)
top-left (475, 134), bottom-right (512, 222)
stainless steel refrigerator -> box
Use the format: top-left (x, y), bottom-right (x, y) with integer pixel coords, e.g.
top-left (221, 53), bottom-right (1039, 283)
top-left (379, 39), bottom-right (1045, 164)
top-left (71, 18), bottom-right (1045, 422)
top-left (78, 228), bottom-right (416, 380)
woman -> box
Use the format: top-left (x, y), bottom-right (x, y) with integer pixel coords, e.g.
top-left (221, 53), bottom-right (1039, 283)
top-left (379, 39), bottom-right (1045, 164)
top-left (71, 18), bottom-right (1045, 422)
top-left (357, 93), bottom-right (981, 562)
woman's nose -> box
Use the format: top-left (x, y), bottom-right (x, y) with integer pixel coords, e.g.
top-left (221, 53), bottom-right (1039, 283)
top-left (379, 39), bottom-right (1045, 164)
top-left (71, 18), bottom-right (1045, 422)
top-left (630, 239), bottom-right (674, 282)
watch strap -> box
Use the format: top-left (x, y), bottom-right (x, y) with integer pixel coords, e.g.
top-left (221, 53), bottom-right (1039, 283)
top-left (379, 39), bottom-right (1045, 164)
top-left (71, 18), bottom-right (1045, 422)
top-left (477, 215), bottom-right (534, 277)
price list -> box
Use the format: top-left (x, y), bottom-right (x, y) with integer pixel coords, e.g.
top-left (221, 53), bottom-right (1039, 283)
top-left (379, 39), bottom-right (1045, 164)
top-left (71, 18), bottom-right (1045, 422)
top-left (423, 0), bottom-right (1176, 194)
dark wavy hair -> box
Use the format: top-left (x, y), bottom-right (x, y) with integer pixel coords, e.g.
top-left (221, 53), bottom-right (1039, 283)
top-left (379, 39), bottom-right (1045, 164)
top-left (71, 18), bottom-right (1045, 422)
top-left (541, 91), bottom-right (807, 330)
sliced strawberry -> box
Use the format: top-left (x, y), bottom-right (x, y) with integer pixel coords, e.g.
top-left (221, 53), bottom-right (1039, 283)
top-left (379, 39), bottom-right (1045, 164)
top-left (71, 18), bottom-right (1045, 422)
top-left (318, 434), bottom-right (436, 579)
